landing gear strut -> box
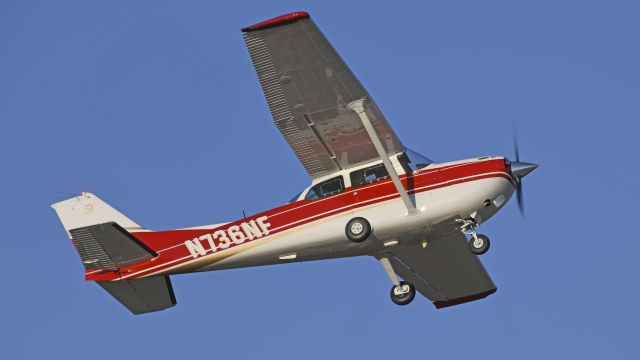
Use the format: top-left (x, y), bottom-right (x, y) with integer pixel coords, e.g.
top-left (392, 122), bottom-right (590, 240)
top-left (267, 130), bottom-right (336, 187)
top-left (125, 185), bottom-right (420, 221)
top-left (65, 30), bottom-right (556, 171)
top-left (379, 257), bottom-right (416, 306)
top-left (456, 218), bottom-right (491, 255)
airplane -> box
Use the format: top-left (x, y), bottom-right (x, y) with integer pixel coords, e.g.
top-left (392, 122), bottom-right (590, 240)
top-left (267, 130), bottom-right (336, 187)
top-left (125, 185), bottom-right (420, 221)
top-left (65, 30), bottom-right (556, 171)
top-left (52, 11), bottom-right (538, 314)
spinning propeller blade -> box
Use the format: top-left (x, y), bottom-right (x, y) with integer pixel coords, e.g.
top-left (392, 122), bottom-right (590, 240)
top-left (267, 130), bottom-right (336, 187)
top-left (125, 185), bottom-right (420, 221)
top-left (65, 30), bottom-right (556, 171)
top-left (516, 182), bottom-right (524, 215)
top-left (513, 125), bottom-right (520, 163)
top-left (510, 126), bottom-right (538, 217)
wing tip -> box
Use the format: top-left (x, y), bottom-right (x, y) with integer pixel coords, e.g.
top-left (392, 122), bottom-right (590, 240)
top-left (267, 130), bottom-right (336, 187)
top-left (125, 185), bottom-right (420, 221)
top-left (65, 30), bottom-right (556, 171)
top-left (433, 288), bottom-right (497, 309)
top-left (241, 11), bottom-right (310, 32)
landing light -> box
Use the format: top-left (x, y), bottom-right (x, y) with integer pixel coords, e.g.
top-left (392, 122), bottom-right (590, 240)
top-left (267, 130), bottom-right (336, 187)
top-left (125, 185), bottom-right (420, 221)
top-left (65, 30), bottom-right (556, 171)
top-left (383, 240), bottom-right (400, 247)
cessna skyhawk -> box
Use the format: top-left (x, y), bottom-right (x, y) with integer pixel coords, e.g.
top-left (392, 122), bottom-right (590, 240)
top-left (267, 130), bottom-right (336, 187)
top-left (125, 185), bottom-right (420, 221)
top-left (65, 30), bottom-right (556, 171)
top-left (52, 12), bottom-right (538, 314)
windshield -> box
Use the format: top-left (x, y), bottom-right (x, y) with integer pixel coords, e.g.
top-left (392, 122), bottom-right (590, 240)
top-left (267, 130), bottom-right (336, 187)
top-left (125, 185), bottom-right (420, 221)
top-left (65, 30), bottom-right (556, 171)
top-left (397, 149), bottom-right (433, 173)
top-left (288, 191), bottom-right (302, 203)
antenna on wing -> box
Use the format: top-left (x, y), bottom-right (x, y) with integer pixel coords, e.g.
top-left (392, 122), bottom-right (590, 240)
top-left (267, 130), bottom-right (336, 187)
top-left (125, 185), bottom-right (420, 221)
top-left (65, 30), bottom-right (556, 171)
top-left (54, 190), bottom-right (80, 197)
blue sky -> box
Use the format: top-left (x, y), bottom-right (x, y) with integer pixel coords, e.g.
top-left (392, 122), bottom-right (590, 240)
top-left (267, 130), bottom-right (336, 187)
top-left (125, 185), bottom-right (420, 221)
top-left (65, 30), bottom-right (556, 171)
top-left (1, 0), bottom-right (638, 358)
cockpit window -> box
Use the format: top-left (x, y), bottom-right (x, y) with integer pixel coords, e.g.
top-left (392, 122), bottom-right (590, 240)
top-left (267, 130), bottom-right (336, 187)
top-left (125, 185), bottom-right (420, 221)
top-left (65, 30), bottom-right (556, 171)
top-left (288, 191), bottom-right (302, 203)
top-left (397, 149), bottom-right (433, 174)
top-left (350, 163), bottom-right (389, 188)
top-left (304, 176), bottom-right (345, 200)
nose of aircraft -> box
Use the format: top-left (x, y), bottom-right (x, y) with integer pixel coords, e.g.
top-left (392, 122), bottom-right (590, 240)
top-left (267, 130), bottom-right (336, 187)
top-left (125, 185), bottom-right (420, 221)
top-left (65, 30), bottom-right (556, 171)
top-left (507, 160), bottom-right (538, 216)
top-left (510, 161), bottom-right (538, 179)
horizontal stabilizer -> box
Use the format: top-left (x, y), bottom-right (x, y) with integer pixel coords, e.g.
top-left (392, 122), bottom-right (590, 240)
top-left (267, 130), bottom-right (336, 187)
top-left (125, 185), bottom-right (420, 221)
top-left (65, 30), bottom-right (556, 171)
top-left (98, 276), bottom-right (176, 314)
top-left (69, 222), bottom-right (156, 271)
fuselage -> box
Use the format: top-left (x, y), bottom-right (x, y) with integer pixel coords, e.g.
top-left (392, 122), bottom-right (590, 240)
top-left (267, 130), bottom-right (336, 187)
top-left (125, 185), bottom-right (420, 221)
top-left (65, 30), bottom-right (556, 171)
top-left (86, 156), bottom-right (516, 282)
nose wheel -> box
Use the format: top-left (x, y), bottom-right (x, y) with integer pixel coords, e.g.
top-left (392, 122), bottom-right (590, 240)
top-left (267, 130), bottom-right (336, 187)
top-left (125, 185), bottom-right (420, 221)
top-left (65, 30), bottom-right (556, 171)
top-left (469, 234), bottom-right (490, 255)
top-left (456, 218), bottom-right (491, 255)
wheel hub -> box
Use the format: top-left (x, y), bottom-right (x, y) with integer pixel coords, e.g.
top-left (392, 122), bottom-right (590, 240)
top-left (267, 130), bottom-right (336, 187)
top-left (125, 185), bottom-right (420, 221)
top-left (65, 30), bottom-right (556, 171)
top-left (393, 284), bottom-right (410, 296)
top-left (473, 238), bottom-right (484, 249)
top-left (350, 222), bottom-right (364, 234)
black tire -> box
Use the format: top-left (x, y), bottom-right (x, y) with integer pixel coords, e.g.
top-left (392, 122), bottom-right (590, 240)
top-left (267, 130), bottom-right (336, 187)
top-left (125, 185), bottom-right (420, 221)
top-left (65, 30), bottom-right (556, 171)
top-left (469, 234), bottom-right (490, 255)
top-left (390, 281), bottom-right (416, 306)
top-left (345, 217), bottom-right (371, 242)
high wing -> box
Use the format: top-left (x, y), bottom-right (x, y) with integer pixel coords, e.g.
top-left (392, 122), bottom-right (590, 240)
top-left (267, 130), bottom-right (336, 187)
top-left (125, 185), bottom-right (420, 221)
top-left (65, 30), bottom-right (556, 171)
top-left (380, 232), bottom-right (497, 308)
top-left (242, 12), bottom-right (405, 179)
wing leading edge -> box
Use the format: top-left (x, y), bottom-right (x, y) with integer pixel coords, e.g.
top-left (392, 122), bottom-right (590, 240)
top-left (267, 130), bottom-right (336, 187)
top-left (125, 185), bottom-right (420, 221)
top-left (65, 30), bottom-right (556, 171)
top-left (380, 232), bottom-right (497, 308)
top-left (242, 12), bottom-right (405, 179)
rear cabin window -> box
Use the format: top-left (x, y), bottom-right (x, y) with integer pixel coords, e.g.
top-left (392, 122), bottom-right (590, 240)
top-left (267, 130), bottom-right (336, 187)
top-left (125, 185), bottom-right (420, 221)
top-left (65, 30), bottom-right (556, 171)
top-left (350, 163), bottom-right (390, 188)
top-left (304, 176), bottom-right (345, 200)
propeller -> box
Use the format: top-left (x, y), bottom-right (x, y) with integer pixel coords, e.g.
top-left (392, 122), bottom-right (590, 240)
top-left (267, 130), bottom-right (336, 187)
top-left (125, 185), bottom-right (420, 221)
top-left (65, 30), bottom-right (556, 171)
top-left (510, 126), bottom-right (538, 217)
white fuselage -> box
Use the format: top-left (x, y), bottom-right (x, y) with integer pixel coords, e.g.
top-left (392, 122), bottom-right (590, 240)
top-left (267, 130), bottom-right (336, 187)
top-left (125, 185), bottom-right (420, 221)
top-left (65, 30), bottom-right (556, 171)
top-left (195, 159), bottom-right (514, 272)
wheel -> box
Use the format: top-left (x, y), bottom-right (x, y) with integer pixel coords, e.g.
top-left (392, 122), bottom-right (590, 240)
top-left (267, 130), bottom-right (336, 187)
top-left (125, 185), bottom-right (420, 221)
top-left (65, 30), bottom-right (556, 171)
top-left (390, 281), bottom-right (415, 306)
top-left (345, 217), bottom-right (371, 242)
top-left (469, 234), bottom-right (490, 255)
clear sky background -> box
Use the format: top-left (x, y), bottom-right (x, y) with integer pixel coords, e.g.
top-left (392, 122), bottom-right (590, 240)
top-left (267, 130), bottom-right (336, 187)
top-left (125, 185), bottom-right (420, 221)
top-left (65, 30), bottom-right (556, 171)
top-left (1, 1), bottom-right (638, 359)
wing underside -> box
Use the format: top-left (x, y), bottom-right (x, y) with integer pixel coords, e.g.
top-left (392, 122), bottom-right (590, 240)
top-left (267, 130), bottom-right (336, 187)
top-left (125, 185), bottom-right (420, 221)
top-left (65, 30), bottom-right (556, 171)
top-left (242, 12), bottom-right (404, 179)
top-left (381, 232), bottom-right (497, 308)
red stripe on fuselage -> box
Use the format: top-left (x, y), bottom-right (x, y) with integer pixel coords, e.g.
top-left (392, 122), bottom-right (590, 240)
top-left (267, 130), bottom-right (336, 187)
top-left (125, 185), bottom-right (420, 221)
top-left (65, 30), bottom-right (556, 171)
top-left (87, 158), bottom-right (512, 281)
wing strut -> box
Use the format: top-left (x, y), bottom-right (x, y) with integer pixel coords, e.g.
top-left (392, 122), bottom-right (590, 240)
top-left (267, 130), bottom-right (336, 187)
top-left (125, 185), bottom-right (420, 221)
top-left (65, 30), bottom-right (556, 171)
top-left (348, 99), bottom-right (417, 214)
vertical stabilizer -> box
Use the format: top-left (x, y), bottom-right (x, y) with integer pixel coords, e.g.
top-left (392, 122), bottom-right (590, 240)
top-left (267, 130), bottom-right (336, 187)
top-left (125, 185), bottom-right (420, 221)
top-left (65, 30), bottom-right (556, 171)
top-left (51, 192), bottom-right (143, 233)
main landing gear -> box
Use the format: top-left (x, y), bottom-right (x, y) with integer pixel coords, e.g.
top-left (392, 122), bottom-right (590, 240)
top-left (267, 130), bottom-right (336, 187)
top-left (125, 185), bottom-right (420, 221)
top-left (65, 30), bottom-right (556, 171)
top-left (379, 257), bottom-right (416, 306)
top-left (345, 217), bottom-right (372, 242)
top-left (456, 218), bottom-right (491, 255)
top-left (346, 217), bottom-right (417, 305)
top-left (390, 281), bottom-right (416, 305)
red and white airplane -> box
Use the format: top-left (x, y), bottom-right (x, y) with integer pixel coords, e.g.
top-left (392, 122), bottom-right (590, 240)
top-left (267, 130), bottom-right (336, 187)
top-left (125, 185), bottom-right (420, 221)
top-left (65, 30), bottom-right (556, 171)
top-left (52, 12), bottom-right (537, 314)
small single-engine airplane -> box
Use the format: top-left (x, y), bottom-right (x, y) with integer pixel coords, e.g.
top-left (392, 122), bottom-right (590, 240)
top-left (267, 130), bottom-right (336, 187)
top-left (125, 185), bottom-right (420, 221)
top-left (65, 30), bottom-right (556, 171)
top-left (52, 11), bottom-right (538, 314)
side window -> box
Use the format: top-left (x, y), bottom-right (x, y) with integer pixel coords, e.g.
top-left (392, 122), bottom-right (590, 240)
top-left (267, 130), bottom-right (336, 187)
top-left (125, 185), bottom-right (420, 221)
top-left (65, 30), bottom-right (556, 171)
top-left (304, 176), bottom-right (345, 200)
top-left (350, 163), bottom-right (389, 188)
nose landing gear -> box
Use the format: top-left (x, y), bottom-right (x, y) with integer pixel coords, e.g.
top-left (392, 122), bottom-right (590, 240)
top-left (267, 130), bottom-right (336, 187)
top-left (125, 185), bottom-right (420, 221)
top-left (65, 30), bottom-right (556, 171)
top-left (456, 218), bottom-right (491, 255)
top-left (469, 234), bottom-right (490, 255)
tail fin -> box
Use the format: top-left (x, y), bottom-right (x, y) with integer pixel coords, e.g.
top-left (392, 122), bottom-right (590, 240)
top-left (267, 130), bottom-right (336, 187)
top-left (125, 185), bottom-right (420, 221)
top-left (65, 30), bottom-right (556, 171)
top-left (51, 192), bottom-right (155, 271)
top-left (52, 193), bottom-right (176, 314)
top-left (51, 192), bottom-right (143, 233)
